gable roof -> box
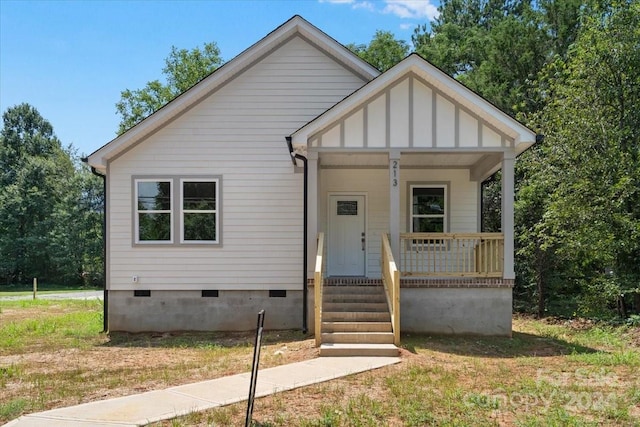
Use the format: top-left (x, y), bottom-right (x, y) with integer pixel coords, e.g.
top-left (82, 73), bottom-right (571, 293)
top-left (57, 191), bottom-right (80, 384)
top-left (87, 15), bottom-right (380, 173)
top-left (290, 53), bottom-right (537, 154)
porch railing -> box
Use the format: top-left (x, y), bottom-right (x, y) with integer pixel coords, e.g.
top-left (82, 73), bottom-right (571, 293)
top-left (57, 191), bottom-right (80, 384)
top-left (314, 232), bottom-right (325, 346)
top-left (399, 233), bottom-right (504, 277)
top-left (381, 233), bottom-right (401, 345)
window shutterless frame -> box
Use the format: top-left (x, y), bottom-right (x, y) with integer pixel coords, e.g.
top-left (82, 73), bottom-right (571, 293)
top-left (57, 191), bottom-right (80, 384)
top-left (133, 176), bottom-right (222, 247)
top-left (409, 184), bottom-right (448, 247)
top-left (180, 178), bottom-right (219, 244)
top-left (134, 179), bottom-right (173, 244)
top-left (410, 184), bottom-right (447, 233)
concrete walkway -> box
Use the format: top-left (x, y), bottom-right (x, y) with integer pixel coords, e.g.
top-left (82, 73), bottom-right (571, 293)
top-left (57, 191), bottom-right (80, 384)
top-left (5, 356), bottom-right (401, 427)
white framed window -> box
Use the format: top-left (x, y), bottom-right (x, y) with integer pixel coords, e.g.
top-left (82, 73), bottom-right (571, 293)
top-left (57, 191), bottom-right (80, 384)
top-left (180, 179), bottom-right (218, 244)
top-left (135, 179), bottom-right (173, 244)
top-left (133, 176), bottom-right (221, 246)
top-left (410, 185), bottom-right (447, 233)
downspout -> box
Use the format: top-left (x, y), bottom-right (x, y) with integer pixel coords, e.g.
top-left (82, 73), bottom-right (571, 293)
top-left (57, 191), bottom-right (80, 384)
top-left (286, 137), bottom-right (308, 334)
top-left (82, 158), bottom-right (108, 333)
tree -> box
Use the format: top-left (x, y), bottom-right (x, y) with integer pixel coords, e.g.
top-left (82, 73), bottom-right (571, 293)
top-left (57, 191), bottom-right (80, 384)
top-left (520, 0), bottom-right (640, 317)
top-left (49, 156), bottom-right (104, 286)
top-left (115, 42), bottom-right (223, 134)
top-left (412, 0), bottom-right (583, 116)
top-left (347, 30), bottom-right (409, 72)
top-left (514, 143), bottom-right (569, 317)
top-left (0, 104), bottom-right (62, 186)
top-left (0, 104), bottom-right (104, 286)
top-left (0, 104), bottom-right (74, 283)
top-left (409, 0), bottom-right (640, 318)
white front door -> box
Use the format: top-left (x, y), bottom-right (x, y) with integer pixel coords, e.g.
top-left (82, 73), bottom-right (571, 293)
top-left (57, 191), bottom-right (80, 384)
top-left (328, 195), bottom-right (366, 276)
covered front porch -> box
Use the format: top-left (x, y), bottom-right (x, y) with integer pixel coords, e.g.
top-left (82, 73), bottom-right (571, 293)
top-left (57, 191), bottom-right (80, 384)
top-left (304, 150), bottom-right (516, 279)
top-left (287, 54), bottom-right (536, 350)
top-left (304, 148), bottom-right (517, 350)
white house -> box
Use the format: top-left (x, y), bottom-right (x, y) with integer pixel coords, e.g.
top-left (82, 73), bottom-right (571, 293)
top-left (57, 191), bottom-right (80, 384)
top-left (87, 16), bottom-right (537, 356)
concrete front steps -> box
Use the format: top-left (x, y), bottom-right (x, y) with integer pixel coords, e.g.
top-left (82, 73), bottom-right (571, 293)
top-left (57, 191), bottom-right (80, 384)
top-left (320, 284), bottom-right (400, 357)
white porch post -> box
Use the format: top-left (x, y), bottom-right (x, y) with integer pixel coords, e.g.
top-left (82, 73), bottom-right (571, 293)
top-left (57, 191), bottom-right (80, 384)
top-left (389, 150), bottom-right (401, 260)
top-left (307, 151), bottom-right (319, 278)
top-left (501, 151), bottom-right (515, 280)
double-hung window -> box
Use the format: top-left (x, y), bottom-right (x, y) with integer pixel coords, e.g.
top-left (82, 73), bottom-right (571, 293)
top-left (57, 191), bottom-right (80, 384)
top-left (134, 177), bottom-right (220, 245)
top-left (410, 185), bottom-right (447, 234)
top-left (181, 179), bottom-right (218, 244)
top-left (135, 180), bottom-right (173, 243)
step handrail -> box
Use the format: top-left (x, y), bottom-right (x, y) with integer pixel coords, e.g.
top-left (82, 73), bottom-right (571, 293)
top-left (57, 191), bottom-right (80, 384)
top-left (314, 232), bottom-right (325, 347)
top-left (381, 233), bottom-right (400, 345)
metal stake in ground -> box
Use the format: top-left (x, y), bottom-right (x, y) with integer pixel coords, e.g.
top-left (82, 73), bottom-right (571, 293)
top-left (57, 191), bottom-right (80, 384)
top-left (245, 309), bottom-right (265, 427)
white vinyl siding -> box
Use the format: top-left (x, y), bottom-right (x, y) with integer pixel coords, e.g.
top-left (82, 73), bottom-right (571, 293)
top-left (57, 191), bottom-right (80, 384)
top-left (319, 168), bottom-right (477, 278)
top-left (401, 169), bottom-right (477, 235)
top-left (108, 36), bottom-right (366, 291)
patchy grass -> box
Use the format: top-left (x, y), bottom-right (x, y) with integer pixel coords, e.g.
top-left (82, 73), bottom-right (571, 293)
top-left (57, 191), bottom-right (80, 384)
top-left (0, 299), bottom-right (104, 353)
top-left (0, 299), bottom-right (315, 423)
top-left (153, 316), bottom-right (640, 427)
top-left (1, 300), bottom-right (638, 426)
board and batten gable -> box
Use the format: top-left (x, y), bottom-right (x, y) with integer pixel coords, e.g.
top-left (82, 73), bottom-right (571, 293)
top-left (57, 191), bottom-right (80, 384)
top-left (107, 36), bottom-right (368, 292)
top-left (309, 74), bottom-right (514, 150)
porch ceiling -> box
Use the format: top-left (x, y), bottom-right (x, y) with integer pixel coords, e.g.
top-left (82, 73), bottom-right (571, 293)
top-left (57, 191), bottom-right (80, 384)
top-left (319, 152), bottom-right (500, 170)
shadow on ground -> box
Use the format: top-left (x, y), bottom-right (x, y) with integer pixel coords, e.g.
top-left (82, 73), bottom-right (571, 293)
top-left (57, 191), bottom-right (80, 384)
top-left (102, 329), bottom-right (311, 349)
top-left (401, 331), bottom-right (598, 358)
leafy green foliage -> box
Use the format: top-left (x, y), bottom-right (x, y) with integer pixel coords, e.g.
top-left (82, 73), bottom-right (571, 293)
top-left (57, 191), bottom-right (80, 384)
top-left (519, 0), bottom-right (640, 317)
top-left (413, 0), bottom-right (552, 115)
top-left (408, 0), bottom-right (638, 318)
top-left (49, 157), bottom-right (104, 285)
top-left (0, 104), bottom-right (103, 286)
top-left (346, 30), bottom-right (409, 72)
top-left (115, 42), bottom-right (223, 134)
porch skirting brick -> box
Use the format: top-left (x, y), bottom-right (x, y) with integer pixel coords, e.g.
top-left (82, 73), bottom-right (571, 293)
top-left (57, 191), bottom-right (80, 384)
top-left (308, 278), bottom-right (514, 288)
top-left (318, 277), bottom-right (385, 286)
top-left (400, 278), bottom-right (514, 288)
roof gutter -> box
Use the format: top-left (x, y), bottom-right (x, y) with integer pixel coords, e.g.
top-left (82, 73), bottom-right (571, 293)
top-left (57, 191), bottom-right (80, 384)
top-left (286, 137), bottom-right (308, 334)
top-left (81, 157), bottom-right (108, 333)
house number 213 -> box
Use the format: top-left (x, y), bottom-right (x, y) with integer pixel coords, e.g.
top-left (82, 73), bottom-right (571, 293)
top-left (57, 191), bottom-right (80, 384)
top-left (391, 160), bottom-right (398, 187)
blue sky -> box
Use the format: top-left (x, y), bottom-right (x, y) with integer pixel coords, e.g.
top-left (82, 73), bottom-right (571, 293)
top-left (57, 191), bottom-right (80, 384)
top-left (0, 0), bottom-right (440, 156)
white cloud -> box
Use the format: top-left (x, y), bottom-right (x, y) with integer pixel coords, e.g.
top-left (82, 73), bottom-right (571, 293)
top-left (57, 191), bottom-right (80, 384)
top-left (319, 0), bottom-right (376, 11)
top-left (383, 0), bottom-right (438, 20)
top-left (352, 1), bottom-right (375, 11)
top-left (319, 0), bottom-right (439, 22)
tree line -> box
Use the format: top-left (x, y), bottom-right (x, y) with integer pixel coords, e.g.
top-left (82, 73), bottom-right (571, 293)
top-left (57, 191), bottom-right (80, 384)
top-left (0, 104), bottom-right (103, 286)
top-left (1, 0), bottom-right (638, 319)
